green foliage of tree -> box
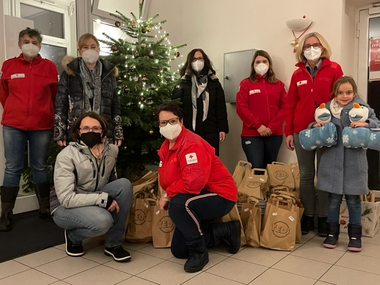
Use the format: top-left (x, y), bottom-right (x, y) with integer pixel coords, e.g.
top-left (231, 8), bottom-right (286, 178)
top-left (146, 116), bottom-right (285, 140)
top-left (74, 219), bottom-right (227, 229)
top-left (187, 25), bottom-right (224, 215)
top-left (100, 3), bottom-right (185, 179)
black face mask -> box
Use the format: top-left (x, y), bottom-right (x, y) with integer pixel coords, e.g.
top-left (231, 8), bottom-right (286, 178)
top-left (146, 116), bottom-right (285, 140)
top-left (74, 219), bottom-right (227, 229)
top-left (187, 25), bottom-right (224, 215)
top-left (80, 132), bottom-right (102, 148)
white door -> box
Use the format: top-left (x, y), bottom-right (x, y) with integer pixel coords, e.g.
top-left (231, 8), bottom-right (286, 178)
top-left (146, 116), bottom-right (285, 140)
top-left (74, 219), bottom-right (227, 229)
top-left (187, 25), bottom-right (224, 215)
top-left (358, 7), bottom-right (380, 190)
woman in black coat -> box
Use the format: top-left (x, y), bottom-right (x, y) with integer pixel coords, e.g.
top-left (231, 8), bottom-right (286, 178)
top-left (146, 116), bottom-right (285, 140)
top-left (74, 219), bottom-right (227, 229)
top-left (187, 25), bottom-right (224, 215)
top-left (172, 49), bottom-right (228, 156)
top-left (54, 33), bottom-right (123, 147)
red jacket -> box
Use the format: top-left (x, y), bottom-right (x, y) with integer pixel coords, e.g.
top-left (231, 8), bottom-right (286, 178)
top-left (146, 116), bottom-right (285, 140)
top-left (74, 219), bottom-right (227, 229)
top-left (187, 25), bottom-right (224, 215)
top-left (236, 76), bottom-right (287, 136)
top-left (158, 126), bottom-right (237, 202)
top-left (0, 54), bottom-right (58, 130)
top-left (284, 58), bottom-right (343, 136)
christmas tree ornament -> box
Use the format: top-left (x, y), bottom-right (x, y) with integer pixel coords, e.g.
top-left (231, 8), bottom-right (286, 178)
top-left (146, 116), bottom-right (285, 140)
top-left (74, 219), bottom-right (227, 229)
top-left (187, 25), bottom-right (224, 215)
top-left (174, 51), bottom-right (180, 57)
top-left (111, 45), bottom-right (118, 52)
top-left (148, 51), bottom-right (154, 57)
top-left (140, 96), bottom-right (145, 101)
top-left (134, 51), bottom-right (139, 57)
top-left (141, 43), bottom-right (146, 48)
top-left (115, 21), bottom-right (121, 27)
top-left (131, 21), bottom-right (136, 28)
top-left (149, 130), bottom-right (153, 135)
top-left (142, 28), bottom-right (147, 33)
top-left (146, 25), bottom-right (151, 32)
top-left (124, 87), bottom-right (130, 93)
top-left (142, 76), bottom-right (147, 81)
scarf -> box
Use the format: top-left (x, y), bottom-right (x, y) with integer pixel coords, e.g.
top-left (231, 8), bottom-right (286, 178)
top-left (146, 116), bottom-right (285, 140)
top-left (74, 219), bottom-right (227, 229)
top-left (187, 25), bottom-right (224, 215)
top-left (330, 99), bottom-right (343, 119)
top-left (80, 59), bottom-right (102, 114)
top-left (191, 74), bottom-right (209, 131)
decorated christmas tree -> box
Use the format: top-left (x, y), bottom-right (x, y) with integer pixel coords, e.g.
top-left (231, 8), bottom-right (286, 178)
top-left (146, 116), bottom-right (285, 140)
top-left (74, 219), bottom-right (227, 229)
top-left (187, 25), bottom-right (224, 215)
top-left (101, 2), bottom-right (186, 179)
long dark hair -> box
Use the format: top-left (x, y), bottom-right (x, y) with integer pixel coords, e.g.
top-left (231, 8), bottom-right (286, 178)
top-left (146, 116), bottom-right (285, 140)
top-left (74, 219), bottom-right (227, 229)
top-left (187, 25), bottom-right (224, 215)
top-left (249, 50), bottom-right (277, 84)
top-left (179, 48), bottom-right (216, 77)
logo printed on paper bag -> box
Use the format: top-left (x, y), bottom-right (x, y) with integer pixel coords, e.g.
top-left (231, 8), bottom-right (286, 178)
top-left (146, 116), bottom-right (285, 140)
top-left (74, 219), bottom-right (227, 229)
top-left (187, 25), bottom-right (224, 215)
top-left (272, 221), bottom-right (290, 238)
top-left (274, 170), bottom-right (289, 180)
top-left (158, 216), bottom-right (175, 233)
top-left (133, 209), bottom-right (146, 225)
top-left (185, 153), bottom-right (198, 165)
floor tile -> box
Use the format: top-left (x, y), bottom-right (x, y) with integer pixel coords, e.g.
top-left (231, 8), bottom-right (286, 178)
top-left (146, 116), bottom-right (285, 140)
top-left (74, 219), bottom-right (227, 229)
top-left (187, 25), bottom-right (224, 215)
top-left (137, 260), bottom-right (200, 285)
top-left (0, 260), bottom-right (29, 279)
top-left (14, 247), bottom-right (66, 267)
top-left (104, 251), bottom-right (164, 275)
top-left (182, 272), bottom-right (243, 285)
top-left (248, 268), bottom-right (316, 285)
top-left (205, 257), bottom-right (267, 284)
top-left (35, 256), bottom-right (99, 279)
top-left (63, 264), bottom-right (131, 285)
top-left (232, 246), bottom-right (288, 267)
top-left (136, 244), bottom-right (174, 260)
top-left (321, 265), bottom-right (380, 285)
top-left (272, 255), bottom-right (331, 280)
top-left (336, 252), bottom-right (380, 275)
top-left (118, 276), bottom-right (159, 284)
top-left (290, 243), bottom-right (346, 264)
top-left (0, 269), bottom-right (57, 285)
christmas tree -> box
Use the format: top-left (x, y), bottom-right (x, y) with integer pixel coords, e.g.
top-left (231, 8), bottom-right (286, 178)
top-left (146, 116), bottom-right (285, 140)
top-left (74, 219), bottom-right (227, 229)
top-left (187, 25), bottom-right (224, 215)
top-left (101, 2), bottom-right (186, 180)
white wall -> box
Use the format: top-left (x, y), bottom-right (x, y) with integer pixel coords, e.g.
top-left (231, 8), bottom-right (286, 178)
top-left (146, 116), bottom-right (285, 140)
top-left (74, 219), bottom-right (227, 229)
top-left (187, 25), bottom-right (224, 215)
top-left (147, 0), bottom-right (358, 172)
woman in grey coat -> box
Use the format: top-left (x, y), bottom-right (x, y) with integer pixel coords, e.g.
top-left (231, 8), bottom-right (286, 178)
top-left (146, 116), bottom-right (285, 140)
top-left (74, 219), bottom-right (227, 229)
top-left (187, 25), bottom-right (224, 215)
top-left (51, 112), bottom-right (133, 262)
top-left (313, 76), bottom-right (380, 252)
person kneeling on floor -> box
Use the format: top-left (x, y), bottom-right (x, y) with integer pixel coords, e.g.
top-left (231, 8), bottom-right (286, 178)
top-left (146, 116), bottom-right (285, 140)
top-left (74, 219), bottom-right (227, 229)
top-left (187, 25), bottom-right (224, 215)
top-left (156, 102), bottom-right (241, 273)
top-left (50, 112), bottom-right (133, 262)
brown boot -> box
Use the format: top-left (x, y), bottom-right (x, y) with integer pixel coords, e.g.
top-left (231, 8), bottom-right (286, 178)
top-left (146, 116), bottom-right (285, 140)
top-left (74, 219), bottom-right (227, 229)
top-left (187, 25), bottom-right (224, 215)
top-left (0, 186), bottom-right (19, 231)
top-left (35, 182), bottom-right (52, 221)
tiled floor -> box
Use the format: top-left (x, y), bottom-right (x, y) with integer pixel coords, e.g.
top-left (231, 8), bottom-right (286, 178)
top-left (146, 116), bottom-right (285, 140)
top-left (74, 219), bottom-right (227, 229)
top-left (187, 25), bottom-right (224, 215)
top-left (1, 229), bottom-right (380, 285)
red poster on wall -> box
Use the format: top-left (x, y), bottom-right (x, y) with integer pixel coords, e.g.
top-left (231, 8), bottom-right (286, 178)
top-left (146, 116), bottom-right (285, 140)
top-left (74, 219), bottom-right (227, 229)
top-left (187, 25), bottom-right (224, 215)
top-left (370, 38), bottom-right (380, 71)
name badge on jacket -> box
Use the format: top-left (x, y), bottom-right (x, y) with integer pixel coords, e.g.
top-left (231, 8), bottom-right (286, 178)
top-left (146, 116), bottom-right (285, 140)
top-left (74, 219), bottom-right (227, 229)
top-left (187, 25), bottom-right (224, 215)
top-left (11, 73), bottom-right (26, 79)
top-left (249, 89), bottom-right (261, 95)
top-left (296, 80), bottom-right (307, 87)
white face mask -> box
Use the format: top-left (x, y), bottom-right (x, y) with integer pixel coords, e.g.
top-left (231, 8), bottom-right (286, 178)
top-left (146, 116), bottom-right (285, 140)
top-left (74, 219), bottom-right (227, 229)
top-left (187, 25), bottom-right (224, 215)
top-left (21, 43), bottom-right (40, 58)
top-left (191, 60), bottom-right (204, 73)
top-left (160, 123), bottom-right (181, 140)
top-left (304, 46), bottom-right (322, 61)
top-left (254, 63), bottom-right (269, 76)
top-left (81, 49), bottom-right (99, 64)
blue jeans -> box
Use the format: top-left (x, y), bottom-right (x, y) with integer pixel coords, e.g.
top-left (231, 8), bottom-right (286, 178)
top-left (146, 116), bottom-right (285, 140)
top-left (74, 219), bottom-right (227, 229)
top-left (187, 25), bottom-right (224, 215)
top-left (241, 135), bottom-right (283, 169)
top-left (52, 178), bottom-right (133, 248)
top-left (2, 126), bottom-right (52, 186)
top-left (327, 193), bottom-right (361, 225)
top-left (293, 133), bottom-right (327, 217)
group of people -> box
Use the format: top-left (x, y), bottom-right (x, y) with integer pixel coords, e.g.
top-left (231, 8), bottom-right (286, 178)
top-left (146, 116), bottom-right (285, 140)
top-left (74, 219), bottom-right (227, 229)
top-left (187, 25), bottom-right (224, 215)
top-left (0, 26), bottom-right (376, 272)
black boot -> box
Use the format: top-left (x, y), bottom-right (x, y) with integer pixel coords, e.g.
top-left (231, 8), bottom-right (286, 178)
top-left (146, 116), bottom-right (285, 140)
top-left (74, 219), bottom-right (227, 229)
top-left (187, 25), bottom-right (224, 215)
top-left (323, 222), bottom-right (340, 249)
top-left (318, 217), bottom-right (328, 237)
top-left (301, 215), bottom-right (314, 235)
top-left (184, 237), bottom-right (209, 273)
top-left (347, 224), bottom-right (362, 252)
top-left (35, 182), bottom-right (52, 221)
top-left (0, 186), bottom-right (19, 232)
top-left (209, 220), bottom-right (241, 254)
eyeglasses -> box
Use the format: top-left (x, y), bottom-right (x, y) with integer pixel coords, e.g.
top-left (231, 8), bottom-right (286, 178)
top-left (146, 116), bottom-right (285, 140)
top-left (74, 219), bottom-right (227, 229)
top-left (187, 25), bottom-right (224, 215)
top-left (192, 57), bottom-right (204, 62)
top-left (159, 117), bottom-right (179, 127)
top-left (80, 126), bottom-right (102, 133)
top-left (303, 43), bottom-right (321, 50)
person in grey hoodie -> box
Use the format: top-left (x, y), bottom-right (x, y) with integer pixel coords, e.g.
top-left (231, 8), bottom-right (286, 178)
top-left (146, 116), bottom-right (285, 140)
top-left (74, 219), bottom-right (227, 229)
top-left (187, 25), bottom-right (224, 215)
top-left (51, 112), bottom-right (132, 262)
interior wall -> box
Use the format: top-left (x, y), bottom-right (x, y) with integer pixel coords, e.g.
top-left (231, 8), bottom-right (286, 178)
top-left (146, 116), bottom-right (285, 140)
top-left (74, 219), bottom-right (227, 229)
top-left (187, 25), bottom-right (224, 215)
top-left (147, 0), bottom-right (351, 172)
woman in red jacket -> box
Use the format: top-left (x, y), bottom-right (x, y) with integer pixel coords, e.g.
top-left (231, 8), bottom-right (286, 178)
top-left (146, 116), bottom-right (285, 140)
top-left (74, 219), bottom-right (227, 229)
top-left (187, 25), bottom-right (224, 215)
top-left (236, 50), bottom-right (287, 169)
top-left (156, 102), bottom-right (239, 273)
top-left (284, 32), bottom-right (343, 236)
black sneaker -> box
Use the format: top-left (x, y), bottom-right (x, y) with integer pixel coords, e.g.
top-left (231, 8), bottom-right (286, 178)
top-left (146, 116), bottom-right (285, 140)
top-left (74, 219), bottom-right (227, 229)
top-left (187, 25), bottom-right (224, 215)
top-left (104, 246), bottom-right (131, 262)
top-left (64, 229), bottom-right (84, 257)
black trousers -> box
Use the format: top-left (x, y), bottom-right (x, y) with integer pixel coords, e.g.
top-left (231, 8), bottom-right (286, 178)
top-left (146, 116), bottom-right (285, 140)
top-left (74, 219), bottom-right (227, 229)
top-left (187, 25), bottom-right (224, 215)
top-left (169, 189), bottom-right (235, 258)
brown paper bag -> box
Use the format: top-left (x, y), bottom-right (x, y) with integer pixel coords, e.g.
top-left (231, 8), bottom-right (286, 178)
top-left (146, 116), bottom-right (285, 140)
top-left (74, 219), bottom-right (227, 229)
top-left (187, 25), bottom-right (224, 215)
top-left (218, 204), bottom-right (247, 246)
top-left (232, 160), bottom-right (252, 188)
top-left (238, 168), bottom-right (268, 200)
top-left (241, 198), bottom-right (261, 248)
top-left (260, 199), bottom-right (298, 251)
top-left (125, 193), bottom-right (153, 243)
top-left (266, 162), bottom-right (295, 191)
top-left (132, 171), bottom-right (158, 194)
top-left (151, 204), bottom-right (175, 248)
